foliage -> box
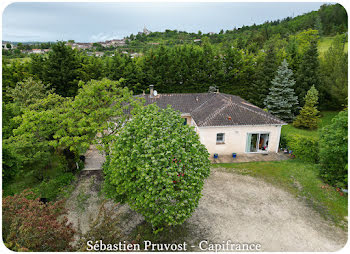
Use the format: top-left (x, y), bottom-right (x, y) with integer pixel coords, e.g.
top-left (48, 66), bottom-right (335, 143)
top-left (252, 42), bottom-right (279, 107)
top-left (319, 34), bottom-right (348, 109)
top-left (285, 134), bottom-right (319, 163)
top-left (103, 104), bottom-right (210, 232)
top-left (31, 41), bottom-right (81, 97)
top-left (2, 189), bottom-right (75, 251)
top-left (295, 39), bottom-right (320, 106)
top-left (54, 78), bottom-right (143, 154)
top-left (6, 77), bottom-right (53, 107)
top-left (319, 109), bottom-right (348, 188)
top-left (293, 85), bottom-right (320, 129)
top-left (264, 59), bottom-right (299, 122)
top-left (33, 172), bottom-right (76, 201)
top-left (5, 93), bottom-right (71, 180)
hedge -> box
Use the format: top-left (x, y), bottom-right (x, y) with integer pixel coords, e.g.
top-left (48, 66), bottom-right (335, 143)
top-left (281, 134), bottom-right (319, 163)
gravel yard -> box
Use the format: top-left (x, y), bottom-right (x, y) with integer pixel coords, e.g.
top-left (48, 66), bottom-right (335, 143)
top-left (65, 168), bottom-right (347, 251)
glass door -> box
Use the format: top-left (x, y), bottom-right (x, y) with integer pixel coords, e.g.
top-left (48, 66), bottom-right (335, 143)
top-left (246, 133), bottom-right (270, 153)
top-left (247, 133), bottom-right (258, 152)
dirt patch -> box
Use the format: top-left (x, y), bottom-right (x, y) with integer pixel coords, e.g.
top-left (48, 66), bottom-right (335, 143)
top-left (65, 169), bottom-right (347, 251)
top-left (65, 171), bottom-right (143, 238)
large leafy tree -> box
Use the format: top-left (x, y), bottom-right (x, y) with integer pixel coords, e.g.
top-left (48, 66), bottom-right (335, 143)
top-left (264, 59), bottom-right (299, 122)
top-left (5, 93), bottom-right (70, 180)
top-left (55, 78), bottom-right (143, 155)
top-left (293, 85), bottom-right (320, 129)
top-left (319, 109), bottom-right (348, 188)
top-left (103, 104), bottom-right (210, 232)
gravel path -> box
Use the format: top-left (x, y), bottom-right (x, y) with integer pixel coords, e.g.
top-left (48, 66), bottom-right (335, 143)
top-left (83, 145), bottom-right (105, 170)
top-left (65, 168), bottom-right (347, 251)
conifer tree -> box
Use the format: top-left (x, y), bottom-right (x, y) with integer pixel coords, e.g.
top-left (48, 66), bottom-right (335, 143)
top-left (293, 85), bottom-right (320, 129)
top-left (295, 40), bottom-right (320, 106)
top-left (264, 59), bottom-right (299, 122)
top-left (252, 42), bottom-right (278, 107)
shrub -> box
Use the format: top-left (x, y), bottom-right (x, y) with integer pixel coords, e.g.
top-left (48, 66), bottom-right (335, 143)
top-left (319, 109), bottom-right (348, 188)
top-left (3, 189), bottom-right (75, 251)
top-left (285, 134), bottom-right (319, 163)
top-left (103, 104), bottom-right (210, 232)
top-left (34, 172), bottom-right (76, 201)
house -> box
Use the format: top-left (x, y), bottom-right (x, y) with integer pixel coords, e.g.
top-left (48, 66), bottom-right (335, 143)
top-left (94, 51), bottom-right (104, 57)
top-left (31, 49), bottom-right (43, 54)
top-left (139, 85), bottom-right (285, 156)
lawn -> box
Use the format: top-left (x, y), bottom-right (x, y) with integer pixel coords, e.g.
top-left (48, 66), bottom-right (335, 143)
top-left (318, 36), bottom-right (348, 55)
top-left (212, 160), bottom-right (348, 228)
top-left (282, 111), bottom-right (339, 138)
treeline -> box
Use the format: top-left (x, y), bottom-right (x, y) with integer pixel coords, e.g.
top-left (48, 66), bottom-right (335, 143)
top-left (127, 3), bottom-right (347, 50)
top-left (3, 29), bottom-right (348, 110)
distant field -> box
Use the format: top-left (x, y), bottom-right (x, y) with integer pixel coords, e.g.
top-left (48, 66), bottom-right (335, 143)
top-left (318, 36), bottom-right (348, 55)
top-left (6, 57), bottom-right (31, 64)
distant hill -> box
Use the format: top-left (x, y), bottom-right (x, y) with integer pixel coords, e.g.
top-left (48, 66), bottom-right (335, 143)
top-left (125, 3), bottom-right (347, 49)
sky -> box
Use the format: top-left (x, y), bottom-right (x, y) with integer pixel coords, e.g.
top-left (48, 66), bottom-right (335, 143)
top-left (2, 1), bottom-right (328, 42)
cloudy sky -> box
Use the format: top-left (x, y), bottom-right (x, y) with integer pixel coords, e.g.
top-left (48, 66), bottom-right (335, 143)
top-left (2, 1), bottom-right (327, 42)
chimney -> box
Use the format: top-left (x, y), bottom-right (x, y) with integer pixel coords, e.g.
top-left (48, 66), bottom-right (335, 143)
top-left (149, 85), bottom-right (154, 98)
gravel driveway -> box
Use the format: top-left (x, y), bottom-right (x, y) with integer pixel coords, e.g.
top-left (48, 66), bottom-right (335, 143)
top-left (66, 168), bottom-right (347, 251)
top-left (187, 169), bottom-right (347, 251)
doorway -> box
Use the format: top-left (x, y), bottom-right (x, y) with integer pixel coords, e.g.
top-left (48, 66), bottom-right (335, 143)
top-left (246, 133), bottom-right (270, 153)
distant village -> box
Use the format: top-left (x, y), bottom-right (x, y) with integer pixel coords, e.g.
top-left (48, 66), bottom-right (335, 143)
top-left (2, 27), bottom-right (158, 58)
top-left (2, 26), bottom-right (205, 58)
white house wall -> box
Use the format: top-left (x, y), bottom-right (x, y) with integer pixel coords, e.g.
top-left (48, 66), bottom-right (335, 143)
top-left (197, 125), bottom-right (282, 155)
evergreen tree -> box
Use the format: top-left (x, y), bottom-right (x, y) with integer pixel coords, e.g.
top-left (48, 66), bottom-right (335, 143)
top-left (319, 34), bottom-right (348, 109)
top-left (34, 41), bottom-right (81, 97)
top-left (264, 59), bottom-right (299, 122)
top-left (252, 42), bottom-right (278, 107)
top-left (293, 85), bottom-right (320, 129)
top-left (295, 39), bottom-right (320, 106)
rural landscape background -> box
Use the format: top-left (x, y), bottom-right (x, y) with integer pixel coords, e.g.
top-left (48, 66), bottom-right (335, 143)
top-left (1, 1), bottom-right (348, 252)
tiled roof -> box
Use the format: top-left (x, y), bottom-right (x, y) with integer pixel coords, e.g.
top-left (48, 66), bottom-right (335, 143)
top-left (138, 93), bottom-right (285, 127)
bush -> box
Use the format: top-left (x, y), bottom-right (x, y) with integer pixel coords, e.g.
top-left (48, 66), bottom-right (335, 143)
top-left (319, 109), bottom-right (348, 188)
top-left (34, 172), bottom-right (76, 201)
top-left (3, 189), bottom-right (75, 251)
top-left (103, 104), bottom-right (210, 232)
top-left (284, 134), bottom-right (319, 163)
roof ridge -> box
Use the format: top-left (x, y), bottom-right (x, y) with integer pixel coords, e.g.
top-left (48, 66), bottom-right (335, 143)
top-left (229, 98), bottom-right (284, 124)
top-left (218, 93), bottom-right (284, 124)
top-left (190, 93), bottom-right (216, 113)
top-left (198, 98), bottom-right (231, 126)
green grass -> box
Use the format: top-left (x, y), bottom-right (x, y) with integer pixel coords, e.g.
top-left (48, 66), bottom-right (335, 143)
top-left (282, 111), bottom-right (339, 138)
top-left (213, 160), bottom-right (348, 228)
top-left (318, 36), bottom-right (348, 55)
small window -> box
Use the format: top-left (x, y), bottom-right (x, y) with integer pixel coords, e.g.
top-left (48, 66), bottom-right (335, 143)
top-left (183, 118), bottom-right (187, 125)
top-left (216, 133), bottom-right (225, 144)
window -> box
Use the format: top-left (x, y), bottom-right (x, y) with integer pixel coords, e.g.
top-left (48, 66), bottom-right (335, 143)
top-left (183, 118), bottom-right (187, 125)
top-left (216, 133), bottom-right (225, 144)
